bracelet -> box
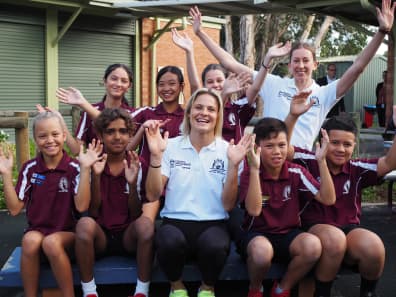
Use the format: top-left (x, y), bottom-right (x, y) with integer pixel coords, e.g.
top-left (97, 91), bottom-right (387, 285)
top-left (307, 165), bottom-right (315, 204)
top-left (149, 163), bottom-right (161, 168)
top-left (261, 61), bottom-right (271, 70)
top-left (379, 28), bottom-right (391, 34)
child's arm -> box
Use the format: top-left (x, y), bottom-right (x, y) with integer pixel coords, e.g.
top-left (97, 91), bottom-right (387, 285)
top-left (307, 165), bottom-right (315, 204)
top-left (56, 87), bottom-right (101, 119)
top-left (245, 42), bottom-right (292, 105)
top-left (244, 136), bottom-right (263, 216)
top-left (220, 72), bottom-right (250, 104)
top-left (145, 121), bottom-right (169, 201)
top-left (313, 129), bottom-right (336, 206)
top-left (171, 28), bottom-right (201, 93)
top-left (75, 141), bottom-right (103, 212)
top-left (124, 150), bottom-right (142, 219)
top-left (222, 134), bottom-right (252, 211)
top-left (127, 119), bottom-right (171, 151)
top-left (89, 148), bottom-right (108, 217)
top-left (377, 105), bottom-right (396, 176)
top-left (0, 146), bottom-right (24, 215)
top-left (36, 104), bottom-right (82, 155)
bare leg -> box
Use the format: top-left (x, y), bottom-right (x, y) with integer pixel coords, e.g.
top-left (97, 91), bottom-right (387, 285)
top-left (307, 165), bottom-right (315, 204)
top-left (21, 231), bottom-right (44, 297)
top-left (42, 231), bottom-right (76, 297)
top-left (280, 233), bottom-right (321, 290)
top-left (246, 236), bottom-right (273, 291)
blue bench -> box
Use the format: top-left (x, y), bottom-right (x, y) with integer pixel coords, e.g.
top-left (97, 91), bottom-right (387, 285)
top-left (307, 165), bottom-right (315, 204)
top-left (0, 244), bottom-right (287, 296)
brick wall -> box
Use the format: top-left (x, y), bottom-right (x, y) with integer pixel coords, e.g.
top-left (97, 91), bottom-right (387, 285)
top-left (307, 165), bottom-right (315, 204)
top-left (140, 18), bottom-right (221, 107)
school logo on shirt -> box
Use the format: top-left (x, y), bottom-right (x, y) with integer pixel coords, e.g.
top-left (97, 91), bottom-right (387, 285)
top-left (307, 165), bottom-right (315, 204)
top-left (228, 113), bottom-right (236, 126)
top-left (262, 195), bottom-right (270, 206)
top-left (278, 91), bottom-right (319, 106)
top-left (170, 159), bottom-right (191, 170)
top-left (209, 159), bottom-right (226, 175)
top-left (282, 185), bottom-right (291, 201)
top-left (124, 182), bottom-right (130, 194)
top-left (30, 173), bottom-right (46, 185)
top-left (58, 177), bottom-right (68, 193)
top-left (343, 180), bottom-right (350, 194)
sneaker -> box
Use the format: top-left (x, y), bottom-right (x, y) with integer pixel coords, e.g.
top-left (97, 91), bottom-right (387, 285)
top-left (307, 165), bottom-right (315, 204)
top-left (85, 294), bottom-right (98, 297)
top-left (270, 281), bottom-right (290, 297)
top-left (247, 289), bottom-right (263, 297)
top-left (197, 289), bottom-right (215, 297)
top-left (129, 294), bottom-right (147, 297)
top-left (169, 289), bottom-right (189, 297)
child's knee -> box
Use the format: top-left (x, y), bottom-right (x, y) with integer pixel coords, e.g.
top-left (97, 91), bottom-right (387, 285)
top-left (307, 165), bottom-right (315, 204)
top-left (247, 238), bottom-right (273, 266)
top-left (299, 235), bottom-right (322, 262)
top-left (76, 217), bottom-right (96, 239)
top-left (22, 231), bottom-right (43, 254)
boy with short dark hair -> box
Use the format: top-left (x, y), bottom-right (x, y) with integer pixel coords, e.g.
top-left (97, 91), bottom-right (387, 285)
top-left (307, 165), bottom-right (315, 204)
top-left (238, 108), bottom-right (336, 297)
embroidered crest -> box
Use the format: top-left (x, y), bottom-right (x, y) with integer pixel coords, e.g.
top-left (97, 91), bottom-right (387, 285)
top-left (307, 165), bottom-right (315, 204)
top-left (209, 159), bottom-right (226, 174)
top-left (228, 112), bottom-right (236, 126)
top-left (343, 180), bottom-right (350, 195)
top-left (124, 182), bottom-right (130, 194)
top-left (58, 177), bottom-right (68, 193)
top-left (282, 185), bottom-right (291, 201)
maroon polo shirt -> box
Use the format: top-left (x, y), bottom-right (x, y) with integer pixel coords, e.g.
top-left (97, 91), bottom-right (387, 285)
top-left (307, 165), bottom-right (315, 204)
top-left (239, 161), bottom-right (319, 234)
top-left (75, 101), bottom-right (135, 146)
top-left (294, 147), bottom-right (381, 227)
top-left (222, 100), bottom-right (255, 143)
top-left (95, 155), bottom-right (147, 232)
top-left (15, 152), bottom-right (80, 235)
top-left (131, 103), bottom-right (184, 163)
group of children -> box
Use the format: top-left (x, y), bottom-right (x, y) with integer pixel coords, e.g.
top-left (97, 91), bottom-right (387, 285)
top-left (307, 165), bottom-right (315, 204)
top-left (1, 1), bottom-right (395, 297)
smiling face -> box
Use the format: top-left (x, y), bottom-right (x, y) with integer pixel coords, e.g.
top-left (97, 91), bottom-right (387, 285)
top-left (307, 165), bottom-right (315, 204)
top-left (189, 93), bottom-right (220, 135)
top-left (204, 69), bottom-right (226, 92)
top-left (325, 129), bottom-right (356, 170)
top-left (157, 71), bottom-right (183, 103)
top-left (103, 67), bottom-right (132, 100)
top-left (34, 117), bottom-right (66, 158)
top-left (288, 47), bottom-right (318, 83)
top-left (258, 132), bottom-right (288, 172)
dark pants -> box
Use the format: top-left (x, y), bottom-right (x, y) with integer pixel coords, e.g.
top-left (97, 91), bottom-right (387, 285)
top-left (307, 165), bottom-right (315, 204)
top-left (155, 218), bottom-right (230, 286)
top-left (377, 103), bottom-right (386, 127)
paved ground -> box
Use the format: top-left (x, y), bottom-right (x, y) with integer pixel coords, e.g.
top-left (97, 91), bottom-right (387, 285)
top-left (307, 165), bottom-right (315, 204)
top-left (1, 204), bottom-right (395, 297)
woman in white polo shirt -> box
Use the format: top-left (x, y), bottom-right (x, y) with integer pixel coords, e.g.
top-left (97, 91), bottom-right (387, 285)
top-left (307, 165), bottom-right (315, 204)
top-left (145, 88), bottom-right (252, 297)
top-left (190, 0), bottom-right (394, 149)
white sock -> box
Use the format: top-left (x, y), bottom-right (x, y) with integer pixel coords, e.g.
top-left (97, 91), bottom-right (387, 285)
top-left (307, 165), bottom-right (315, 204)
top-left (134, 279), bottom-right (150, 296)
top-left (81, 278), bottom-right (98, 297)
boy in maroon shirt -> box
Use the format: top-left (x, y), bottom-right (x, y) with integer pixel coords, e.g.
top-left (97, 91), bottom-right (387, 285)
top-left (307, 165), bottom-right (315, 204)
top-left (75, 108), bottom-right (156, 297)
top-left (290, 110), bottom-right (396, 297)
top-left (238, 115), bottom-right (336, 297)
top-left (0, 111), bottom-right (101, 297)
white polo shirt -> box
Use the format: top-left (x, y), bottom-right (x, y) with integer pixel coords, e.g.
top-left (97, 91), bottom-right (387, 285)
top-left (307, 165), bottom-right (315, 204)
top-left (253, 71), bottom-right (339, 149)
top-left (160, 136), bottom-right (238, 221)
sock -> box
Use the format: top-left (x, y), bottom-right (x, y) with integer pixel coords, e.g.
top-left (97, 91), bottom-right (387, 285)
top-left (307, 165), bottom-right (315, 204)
top-left (81, 278), bottom-right (98, 297)
top-left (314, 279), bottom-right (333, 297)
top-left (134, 279), bottom-right (150, 296)
top-left (360, 277), bottom-right (378, 296)
top-left (275, 284), bottom-right (284, 294)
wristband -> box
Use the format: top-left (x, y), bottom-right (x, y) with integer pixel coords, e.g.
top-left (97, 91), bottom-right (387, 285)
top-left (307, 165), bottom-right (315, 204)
top-left (150, 163), bottom-right (161, 168)
top-left (261, 61), bottom-right (271, 70)
top-left (379, 28), bottom-right (390, 34)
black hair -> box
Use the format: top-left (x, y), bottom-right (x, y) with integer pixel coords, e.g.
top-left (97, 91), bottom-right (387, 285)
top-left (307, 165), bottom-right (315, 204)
top-left (156, 66), bottom-right (184, 85)
top-left (320, 114), bottom-right (357, 142)
top-left (94, 108), bottom-right (135, 136)
top-left (253, 117), bottom-right (288, 144)
top-left (102, 63), bottom-right (133, 106)
top-left (201, 64), bottom-right (227, 85)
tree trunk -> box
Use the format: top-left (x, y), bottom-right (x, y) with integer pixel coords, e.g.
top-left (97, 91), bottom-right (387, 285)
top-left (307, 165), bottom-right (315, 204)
top-left (224, 15), bottom-right (234, 55)
top-left (314, 16), bottom-right (335, 50)
top-left (240, 14), bottom-right (255, 68)
top-left (385, 33), bottom-right (394, 127)
top-left (300, 14), bottom-right (316, 42)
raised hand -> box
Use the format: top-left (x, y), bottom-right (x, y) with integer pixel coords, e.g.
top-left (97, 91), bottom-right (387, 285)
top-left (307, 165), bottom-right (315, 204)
top-left (189, 6), bottom-right (202, 35)
top-left (246, 134), bottom-right (260, 170)
top-left (376, 0), bottom-right (395, 32)
top-left (171, 28), bottom-right (194, 52)
top-left (142, 119), bottom-right (171, 129)
top-left (56, 87), bottom-right (88, 107)
top-left (315, 128), bottom-right (329, 163)
top-left (78, 139), bottom-right (104, 169)
top-left (144, 121), bottom-right (168, 157)
top-left (35, 104), bottom-right (68, 130)
top-left (265, 41), bottom-right (292, 61)
top-left (0, 145), bottom-right (13, 175)
top-left (222, 72), bottom-right (251, 101)
top-left (289, 91), bottom-right (314, 117)
top-left (124, 150), bottom-right (140, 186)
top-left (227, 134), bottom-right (253, 166)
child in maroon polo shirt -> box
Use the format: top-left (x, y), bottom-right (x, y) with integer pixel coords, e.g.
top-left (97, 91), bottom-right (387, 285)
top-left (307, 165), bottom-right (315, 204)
top-left (75, 108), bottom-right (155, 297)
top-left (291, 112), bottom-right (396, 297)
top-left (238, 117), bottom-right (336, 297)
top-left (0, 111), bottom-right (101, 297)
